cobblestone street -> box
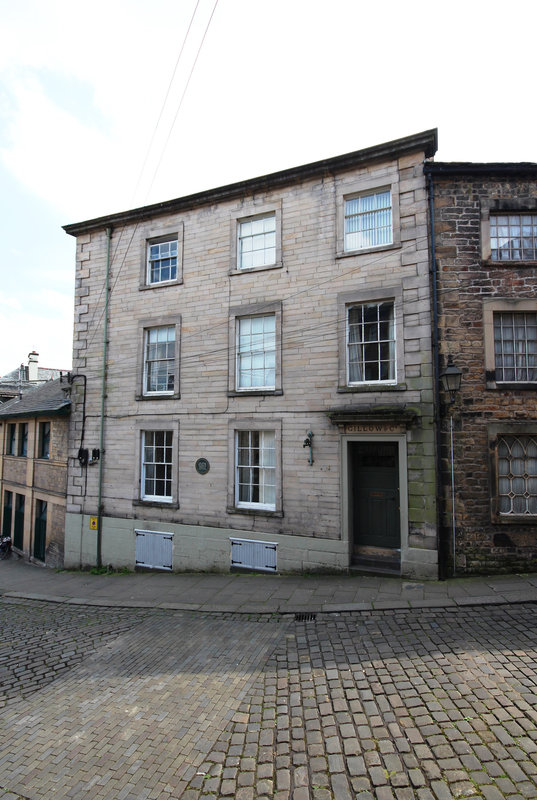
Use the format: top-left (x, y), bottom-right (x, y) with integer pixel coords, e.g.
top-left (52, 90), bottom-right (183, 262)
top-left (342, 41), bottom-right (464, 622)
top-left (1, 599), bottom-right (537, 799)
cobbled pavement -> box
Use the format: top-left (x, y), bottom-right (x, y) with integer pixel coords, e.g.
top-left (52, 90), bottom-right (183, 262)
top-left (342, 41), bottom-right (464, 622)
top-left (1, 598), bottom-right (537, 799)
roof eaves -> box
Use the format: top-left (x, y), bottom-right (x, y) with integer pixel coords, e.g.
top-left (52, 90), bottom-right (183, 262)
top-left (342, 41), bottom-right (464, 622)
top-left (63, 129), bottom-right (438, 236)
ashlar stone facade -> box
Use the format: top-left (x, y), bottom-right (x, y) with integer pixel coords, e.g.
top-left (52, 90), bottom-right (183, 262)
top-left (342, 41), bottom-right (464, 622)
top-left (63, 130), bottom-right (439, 578)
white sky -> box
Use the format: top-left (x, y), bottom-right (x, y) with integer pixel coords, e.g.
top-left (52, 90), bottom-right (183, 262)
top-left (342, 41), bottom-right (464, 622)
top-left (0, 0), bottom-right (535, 376)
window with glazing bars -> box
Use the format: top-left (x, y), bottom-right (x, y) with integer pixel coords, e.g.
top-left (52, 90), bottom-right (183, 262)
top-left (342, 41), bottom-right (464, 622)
top-left (236, 430), bottom-right (276, 509)
top-left (498, 435), bottom-right (537, 515)
top-left (18, 423), bottom-right (28, 457)
top-left (7, 424), bottom-right (16, 456)
top-left (490, 214), bottom-right (537, 261)
top-left (237, 315), bottom-right (276, 389)
top-left (144, 326), bottom-right (175, 393)
top-left (38, 422), bottom-right (50, 459)
top-left (347, 302), bottom-right (395, 383)
top-left (237, 213), bottom-right (276, 269)
top-left (345, 190), bottom-right (392, 251)
top-left (141, 430), bottom-right (173, 501)
top-left (494, 312), bottom-right (537, 382)
top-left (147, 240), bottom-right (178, 284)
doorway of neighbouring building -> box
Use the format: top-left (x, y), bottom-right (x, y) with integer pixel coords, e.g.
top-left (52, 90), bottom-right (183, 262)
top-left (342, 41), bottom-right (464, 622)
top-left (34, 500), bottom-right (47, 562)
top-left (349, 440), bottom-right (400, 572)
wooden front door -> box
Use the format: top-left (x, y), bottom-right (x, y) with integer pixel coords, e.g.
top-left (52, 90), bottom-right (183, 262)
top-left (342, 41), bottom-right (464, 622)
top-left (350, 441), bottom-right (400, 555)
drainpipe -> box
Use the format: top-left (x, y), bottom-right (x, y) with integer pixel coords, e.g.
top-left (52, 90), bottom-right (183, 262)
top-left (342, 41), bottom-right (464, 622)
top-left (428, 172), bottom-right (446, 580)
top-left (96, 226), bottom-right (112, 568)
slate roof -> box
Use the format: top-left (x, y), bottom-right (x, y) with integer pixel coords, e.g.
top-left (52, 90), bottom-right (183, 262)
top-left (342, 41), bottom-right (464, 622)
top-left (0, 378), bottom-right (71, 419)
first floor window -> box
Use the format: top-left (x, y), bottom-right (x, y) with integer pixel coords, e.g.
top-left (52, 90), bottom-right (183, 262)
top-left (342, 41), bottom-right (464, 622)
top-left (238, 213), bottom-right (276, 269)
top-left (236, 430), bottom-right (276, 509)
top-left (345, 190), bottom-right (392, 251)
top-left (490, 214), bottom-right (537, 261)
top-left (147, 239), bottom-right (178, 284)
top-left (494, 311), bottom-right (537, 382)
top-left (144, 326), bottom-right (175, 394)
top-left (39, 421), bottom-right (50, 459)
top-left (347, 301), bottom-right (395, 383)
top-left (237, 314), bottom-right (276, 390)
top-left (7, 424), bottom-right (16, 456)
top-left (142, 430), bottom-right (173, 502)
top-left (18, 423), bottom-right (28, 457)
top-left (497, 435), bottom-right (537, 516)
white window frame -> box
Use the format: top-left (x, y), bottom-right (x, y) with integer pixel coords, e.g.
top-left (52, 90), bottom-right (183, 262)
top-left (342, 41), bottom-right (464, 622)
top-left (496, 434), bottom-right (537, 517)
top-left (140, 429), bottom-right (174, 503)
top-left (346, 301), bottom-right (396, 385)
top-left (228, 302), bottom-right (282, 395)
top-left (137, 315), bottom-right (181, 400)
top-left (140, 224), bottom-right (183, 290)
top-left (227, 417), bottom-right (282, 516)
top-left (229, 201), bottom-right (282, 275)
top-left (235, 429), bottom-right (276, 511)
top-left (143, 325), bottom-right (176, 396)
top-left (237, 212), bottom-right (276, 270)
top-left (236, 314), bottom-right (276, 391)
top-left (336, 175), bottom-right (400, 259)
top-left (147, 239), bottom-right (178, 285)
top-left (344, 189), bottom-right (393, 252)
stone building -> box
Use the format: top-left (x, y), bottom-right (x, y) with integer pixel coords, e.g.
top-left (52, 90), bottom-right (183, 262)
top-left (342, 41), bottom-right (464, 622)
top-left (62, 129), bottom-right (439, 578)
top-left (0, 378), bottom-right (71, 566)
top-left (426, 161), bottom-right (537, 574)
top-left (0, 351), bottom-right (67, 404)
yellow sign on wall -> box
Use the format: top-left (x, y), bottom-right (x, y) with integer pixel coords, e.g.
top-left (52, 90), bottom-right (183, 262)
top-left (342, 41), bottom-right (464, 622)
top-left (89, 516), bottom-right (98, 530)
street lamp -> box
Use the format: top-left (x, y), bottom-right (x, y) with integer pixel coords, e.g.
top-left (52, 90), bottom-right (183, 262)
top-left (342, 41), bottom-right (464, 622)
top-left (440, 357), bottom-right (462, 576)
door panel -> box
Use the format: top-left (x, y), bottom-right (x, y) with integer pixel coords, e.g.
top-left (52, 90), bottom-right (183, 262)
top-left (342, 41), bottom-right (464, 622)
top-left (350, 441), bottom-right (400, 552)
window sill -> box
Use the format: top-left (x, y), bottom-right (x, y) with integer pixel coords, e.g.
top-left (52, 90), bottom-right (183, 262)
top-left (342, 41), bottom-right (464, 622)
top-left (228, 389), bottom-right (283, 397)
top-left (139, 279), bottom-right (183, 291)
top-left (338, 383), bottom-right (406, 393)
top-left (227, 506), bottom-right (283, 519)
top-left (133, 500), bottom-right (179, 510)
top-left (483, 259), bottom-right (537, 268)
top-left (494, 514), bottom-right (537, 525)
top-left (486, 382), bottom-right (537, 391)
top-left (229, 261), bottom-right (283, 276)
top-left (135, 393), bottom-right (181, 401)
top-left (336, 241), bottom-right (400, 260)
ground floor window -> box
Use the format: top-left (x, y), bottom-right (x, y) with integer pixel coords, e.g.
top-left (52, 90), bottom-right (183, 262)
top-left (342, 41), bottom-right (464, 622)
top-left (497, 435), bottom-right (537, 516)
top-left (141, 430), bottom-right (173, 502)
top-left (235, 430), bottom-right (276, 510)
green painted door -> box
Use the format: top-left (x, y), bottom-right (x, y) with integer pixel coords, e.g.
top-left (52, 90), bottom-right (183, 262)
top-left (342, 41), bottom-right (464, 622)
top-left (350, 441), bottom-right (400, 552)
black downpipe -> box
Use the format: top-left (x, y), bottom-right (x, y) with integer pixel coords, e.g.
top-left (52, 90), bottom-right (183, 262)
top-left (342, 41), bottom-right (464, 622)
top-left (428, 172), bottom-right (447, 580)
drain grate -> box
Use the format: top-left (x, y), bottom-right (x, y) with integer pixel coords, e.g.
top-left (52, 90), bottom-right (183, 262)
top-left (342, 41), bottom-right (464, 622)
top-left (294, 612), bottom-right (317, 622)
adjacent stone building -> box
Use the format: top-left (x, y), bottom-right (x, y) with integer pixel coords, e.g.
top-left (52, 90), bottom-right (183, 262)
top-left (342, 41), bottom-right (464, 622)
top-left (62, 129), bottom-right (439, 578)
top-left (0, 351), bottom-right (66, 404)
top-left (0, 378), bottom-right (71, 566)
top-left (427, 161), bottom-right (537, 574)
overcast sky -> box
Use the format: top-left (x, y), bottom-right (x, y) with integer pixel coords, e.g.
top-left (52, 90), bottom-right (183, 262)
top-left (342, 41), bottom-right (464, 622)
top-left (0, 0), bottom-right (534, 376)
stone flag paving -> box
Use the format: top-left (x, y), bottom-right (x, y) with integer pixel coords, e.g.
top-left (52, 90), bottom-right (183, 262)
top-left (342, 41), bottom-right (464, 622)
top-left (2, 598), bottom-right (537, 799)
